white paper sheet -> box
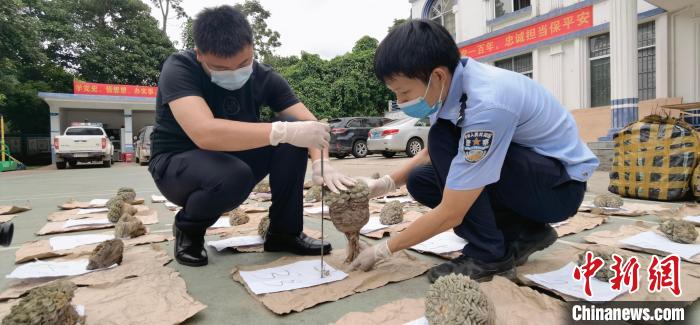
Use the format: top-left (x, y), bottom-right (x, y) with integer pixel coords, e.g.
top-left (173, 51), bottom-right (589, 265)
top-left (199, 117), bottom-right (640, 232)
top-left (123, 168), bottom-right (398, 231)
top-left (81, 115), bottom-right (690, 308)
top-left (151, 194), bottom-right (167, 203)
top-left (49, 234), bottom-right (114, 251)
top-left (207, 235), bottom-right (265, 252)
top-left (75, 305), bottom-right (85, 317)
top-left (77, 208), bottom-right (109, 215)
top-left (550, 220), bottom-right (570, 228)
top-left (6, 259), bottom-right (116, 279)
top-left (684, 215), bottom-right (700, 226)
top-left (376, 196), bottom-right (415, 204)
top-left (63, 218), bottom-right (111, 229)
top-left (88, 199), bottom-right (109, 207)
top-left (165, 201), bottom-right (180, 211)
top-left (619, 231), bottom-right (700, 260)
top-left (238, 260), bottom-right (347, 295)
top-left (360, 217), bottom-right (389, 234)
top-left (411, 231), bottom-right (467, 254)
top-left (303, 206), bottom-right (328, 215)
top-left (404, 317), bottom-right (428, 325)
top-left (525, 262), bottom-right (626, 302)
top-left (209, 218), bottom-right (231, 229)
top-left (579, 203), bottom-right (626, 212)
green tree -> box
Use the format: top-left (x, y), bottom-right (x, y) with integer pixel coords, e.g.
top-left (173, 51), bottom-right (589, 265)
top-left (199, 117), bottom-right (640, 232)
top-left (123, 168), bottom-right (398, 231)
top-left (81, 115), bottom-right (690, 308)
top-left (233, 0), bottom-right (281, 61)
top-left (150, 0), bottom-right (188, 34)
top-left (388, 18), bottom-right (408, 33)
top-left (181, 17), bottom-right (194, 49)
top-left (352, 36), bottom-right (379, 52)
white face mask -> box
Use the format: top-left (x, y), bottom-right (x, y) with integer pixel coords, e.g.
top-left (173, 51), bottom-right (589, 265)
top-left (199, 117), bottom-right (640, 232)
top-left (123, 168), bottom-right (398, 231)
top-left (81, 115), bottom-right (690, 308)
top-left (207, 62), bottom-right (253, 91)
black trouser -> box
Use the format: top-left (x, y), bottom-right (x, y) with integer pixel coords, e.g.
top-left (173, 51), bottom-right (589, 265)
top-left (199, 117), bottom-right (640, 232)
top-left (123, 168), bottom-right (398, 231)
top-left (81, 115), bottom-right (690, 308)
top-left (406, 119), bottom-right (586, 262)
top-left (149, 144), bottom-right (308, 235)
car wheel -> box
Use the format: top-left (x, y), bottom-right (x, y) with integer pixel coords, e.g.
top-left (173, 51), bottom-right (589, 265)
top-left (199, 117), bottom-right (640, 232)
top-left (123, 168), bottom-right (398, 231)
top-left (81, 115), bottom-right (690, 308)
top-left (103, 159), bottom-right (112, 168)
top-left (406, 138), bottom-right (423, 157)
top-left (56, 162), bottom-right (66, 170)
top-left (68, 161), bottom-right (77, 168)
top-left (135, 156), bottom-right (140, 163)
top-left (352, 140), bottom-right (368, 158)
top-left (139, 160), bottom-right (148, 166)
top-left (381, 151), bottom-right (396, 158)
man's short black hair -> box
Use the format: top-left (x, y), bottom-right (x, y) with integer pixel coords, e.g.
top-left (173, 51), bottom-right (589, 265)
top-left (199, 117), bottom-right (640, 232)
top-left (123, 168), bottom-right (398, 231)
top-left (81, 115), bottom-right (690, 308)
top-left (374, 19), bottom-right (460, 83)
top-left (193, 5), bottom-right (253, 57)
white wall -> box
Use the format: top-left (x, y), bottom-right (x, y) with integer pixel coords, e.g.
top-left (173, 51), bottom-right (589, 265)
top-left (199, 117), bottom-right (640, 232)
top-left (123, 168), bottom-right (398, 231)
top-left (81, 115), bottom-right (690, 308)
top-left (670, 6), bottom-right (700, 102)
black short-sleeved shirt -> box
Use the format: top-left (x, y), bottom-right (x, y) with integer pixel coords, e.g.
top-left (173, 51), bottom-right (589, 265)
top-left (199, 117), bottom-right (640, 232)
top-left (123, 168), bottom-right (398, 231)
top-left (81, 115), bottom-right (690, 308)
top-left (150, 50), bottom-right (299, 158)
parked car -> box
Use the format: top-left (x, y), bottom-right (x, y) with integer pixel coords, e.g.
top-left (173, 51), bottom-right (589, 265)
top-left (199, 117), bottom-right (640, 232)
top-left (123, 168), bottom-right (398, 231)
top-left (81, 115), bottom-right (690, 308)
top-left (329, 117), bottom-right (393, 158)
top-left (134, 125), bottom-right (153, 166)
top-left (53, 124), bottom-right (114, 169)
top-left (367, 117), bottom-right (431, 158)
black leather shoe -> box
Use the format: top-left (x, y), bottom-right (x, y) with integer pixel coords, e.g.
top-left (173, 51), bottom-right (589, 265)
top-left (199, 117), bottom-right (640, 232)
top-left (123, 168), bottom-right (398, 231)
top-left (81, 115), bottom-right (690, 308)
top-left (511, 224), bottom-right (558, 266)
top-left (264, 232), bottom-right (332, 256)
top-left (427, 250), bottom-right (516, 283)
top-left (173, 224), bottom-right (208, 267)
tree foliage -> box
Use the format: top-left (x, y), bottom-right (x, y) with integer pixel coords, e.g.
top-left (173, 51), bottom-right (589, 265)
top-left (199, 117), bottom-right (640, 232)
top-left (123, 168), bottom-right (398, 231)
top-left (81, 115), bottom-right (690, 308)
top-left (150, 0), bottom-right (187, 34)
top-left (1, 0), bottom-right (175, 134)
top-left (181, 17), bottom-right (194, 49)
top-left (233, 0), bottom-right (281, 61)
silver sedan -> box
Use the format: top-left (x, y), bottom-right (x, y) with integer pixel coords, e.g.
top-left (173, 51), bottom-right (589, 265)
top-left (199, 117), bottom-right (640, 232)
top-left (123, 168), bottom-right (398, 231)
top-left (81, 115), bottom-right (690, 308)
top-left (367, 118), bottom-right (430, 158)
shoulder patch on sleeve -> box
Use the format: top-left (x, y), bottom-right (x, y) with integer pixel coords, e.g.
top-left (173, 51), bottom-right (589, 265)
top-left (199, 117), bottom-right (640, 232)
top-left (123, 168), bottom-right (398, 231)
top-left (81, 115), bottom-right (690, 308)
top-left (463, 130), bottom-right (494, 163)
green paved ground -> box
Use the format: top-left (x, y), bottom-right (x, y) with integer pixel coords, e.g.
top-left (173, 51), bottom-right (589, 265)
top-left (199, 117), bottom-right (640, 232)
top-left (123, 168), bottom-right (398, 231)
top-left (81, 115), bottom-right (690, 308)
top-left (0, 160), bottom-right (698, 324)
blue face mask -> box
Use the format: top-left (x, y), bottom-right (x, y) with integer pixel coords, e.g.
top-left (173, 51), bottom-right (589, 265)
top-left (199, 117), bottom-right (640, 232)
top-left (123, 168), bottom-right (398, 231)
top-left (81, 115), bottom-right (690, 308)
top-left (208, 62), bottom-right (253, 91)
top-left (397, 76), bottom-right (444, 118)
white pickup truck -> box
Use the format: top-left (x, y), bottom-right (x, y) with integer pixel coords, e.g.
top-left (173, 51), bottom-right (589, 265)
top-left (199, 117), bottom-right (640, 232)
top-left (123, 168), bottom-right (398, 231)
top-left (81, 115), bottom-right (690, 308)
top-left (53, 125), bottom-right (114, 169)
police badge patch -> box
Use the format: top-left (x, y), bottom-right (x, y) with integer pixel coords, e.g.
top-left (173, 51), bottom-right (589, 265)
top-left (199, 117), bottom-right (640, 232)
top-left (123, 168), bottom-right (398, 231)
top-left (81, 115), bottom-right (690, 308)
top-left (463, 130), bottom-right (494, 163)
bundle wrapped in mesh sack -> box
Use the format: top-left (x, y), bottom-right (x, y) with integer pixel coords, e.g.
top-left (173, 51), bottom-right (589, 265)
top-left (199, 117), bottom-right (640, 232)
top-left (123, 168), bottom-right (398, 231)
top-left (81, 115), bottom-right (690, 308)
top-left (609, 114), bottom-right (700, 201)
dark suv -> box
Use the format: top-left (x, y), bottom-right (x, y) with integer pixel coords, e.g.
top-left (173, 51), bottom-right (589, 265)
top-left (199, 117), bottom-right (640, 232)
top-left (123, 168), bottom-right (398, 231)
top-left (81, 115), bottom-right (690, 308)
top-left (329, 117), bottom-right (393, 158)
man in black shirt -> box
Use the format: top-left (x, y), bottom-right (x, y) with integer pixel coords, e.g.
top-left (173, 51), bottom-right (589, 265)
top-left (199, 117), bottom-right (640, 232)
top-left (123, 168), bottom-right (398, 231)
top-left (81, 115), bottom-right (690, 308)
top-left (149, 6), bottom-right (355, 267)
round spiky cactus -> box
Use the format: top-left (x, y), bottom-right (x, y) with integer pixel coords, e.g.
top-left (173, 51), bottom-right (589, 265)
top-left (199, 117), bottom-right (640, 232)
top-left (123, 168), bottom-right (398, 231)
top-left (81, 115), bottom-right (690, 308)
top-left (228, 208), bottom-right (250, 226)
top-left (379, 201), bottom-right (404, 225)
top-left (324, 180), bottom-right (370, 263)
top-left (577, 247), bottom-right (618, 281)
top-left (2, 280), bottom-right (79, 325)
top-left (115, 214), bottom-right (146, 239)
top-left (116, 187), bottom-right (136, 203)
top-left (659, 219), bottom-right (698, 244)
top-left (593, 193), bottom-right (623, 208)
top-left (106, 198), bottom-right (137, 223)
top-left (87, 239), bottom-right (124, 270)
top-left (258, 215), bottom-right (270, 238)
top-left (253, 180), bottom-right (270, 193)
top-left (425, 274), bottom-right (496, 325)
top-left (304, 185), bottom-right (322, 202)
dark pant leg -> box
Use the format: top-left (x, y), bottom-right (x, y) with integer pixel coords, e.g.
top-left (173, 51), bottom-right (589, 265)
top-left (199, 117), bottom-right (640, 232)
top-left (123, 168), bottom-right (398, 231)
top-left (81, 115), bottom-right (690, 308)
top-left (228, 144), bottom-right (308, 236)
top-left (406, 119), bottom-right (507, 262)
top-left (149, 150), bottom-right (256, 233)
top-left (487, 144), bottom-right (587, 237)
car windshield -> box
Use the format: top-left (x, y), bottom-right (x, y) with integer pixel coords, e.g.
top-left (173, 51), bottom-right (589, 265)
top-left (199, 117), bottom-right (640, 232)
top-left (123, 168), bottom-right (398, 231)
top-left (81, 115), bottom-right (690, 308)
top-left (65, 128), bottom-right (103, 136)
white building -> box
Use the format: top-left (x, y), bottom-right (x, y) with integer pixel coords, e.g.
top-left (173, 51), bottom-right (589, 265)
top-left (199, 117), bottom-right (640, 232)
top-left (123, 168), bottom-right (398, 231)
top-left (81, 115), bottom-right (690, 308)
top-left (409, 0), bottom-right (700, 140)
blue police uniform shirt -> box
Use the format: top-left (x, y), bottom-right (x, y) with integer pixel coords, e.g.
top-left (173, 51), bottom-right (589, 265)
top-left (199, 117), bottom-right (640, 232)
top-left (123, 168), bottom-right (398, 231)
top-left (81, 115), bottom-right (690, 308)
top-left (430, 59), bottom-right (600, 191)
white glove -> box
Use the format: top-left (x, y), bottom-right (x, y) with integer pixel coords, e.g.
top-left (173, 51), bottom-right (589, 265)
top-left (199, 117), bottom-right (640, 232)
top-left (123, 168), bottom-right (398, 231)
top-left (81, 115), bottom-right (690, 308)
top-left (269, 121), bottom-right (330, 149)
top-left (350, 240), bottom-right (393, 272)
top-left (312, 159), bottom-right (356, 193)
top-left (364, 175), bottom-right (396, 198)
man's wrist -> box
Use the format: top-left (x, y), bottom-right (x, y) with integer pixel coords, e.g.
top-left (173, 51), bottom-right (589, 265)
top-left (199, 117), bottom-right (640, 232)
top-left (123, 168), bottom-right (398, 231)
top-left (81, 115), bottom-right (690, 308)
top-left (269, 121), bottom-right (286, 146)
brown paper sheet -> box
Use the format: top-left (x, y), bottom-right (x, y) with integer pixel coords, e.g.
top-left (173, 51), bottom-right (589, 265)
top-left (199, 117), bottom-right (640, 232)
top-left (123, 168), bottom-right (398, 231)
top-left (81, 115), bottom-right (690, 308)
top-left (0, 206), bottom-right (30, 215)
top-left (58, 198), bottom-right (144, 210)
top-left (578, 201), bottom-right (670, 217)
top-left (0, 245), bottom-right (172, 301)
top-left (15, 233), bottom-right (172, 264)
top-left (48, 204), bottom-right (150, 222)
top-left (385, 187), bottom-right (409, 198)
top-left (517, 243), bottom-right (700, 302)
top-left (554, 213), bottom-right (607, 237)
top-left (0, 247), bottom-right (204, 325)
top-left (0, 215), bottom-right (14, 223)
top-left (362, 210), bottom-right (423, 239)
top-left (583, 223), bottom-right (700, 263)
top-left (657, 203), bottom-right (700, 219)
top-left (231, 249), bottom-right (434, 314)
top-left (334, 276), bottom-right (568, 325)
top-left (205, 212), bottom-right (267, 236)
top-left (36, 208), bottom-right (158, 236)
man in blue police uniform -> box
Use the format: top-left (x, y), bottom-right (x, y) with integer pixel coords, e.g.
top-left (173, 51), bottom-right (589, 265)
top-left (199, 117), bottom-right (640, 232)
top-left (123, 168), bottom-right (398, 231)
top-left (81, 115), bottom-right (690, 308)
top-left (356, 20), bottom-right (599, 282)
top-left (149, 6), bottom-right (355, 267)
